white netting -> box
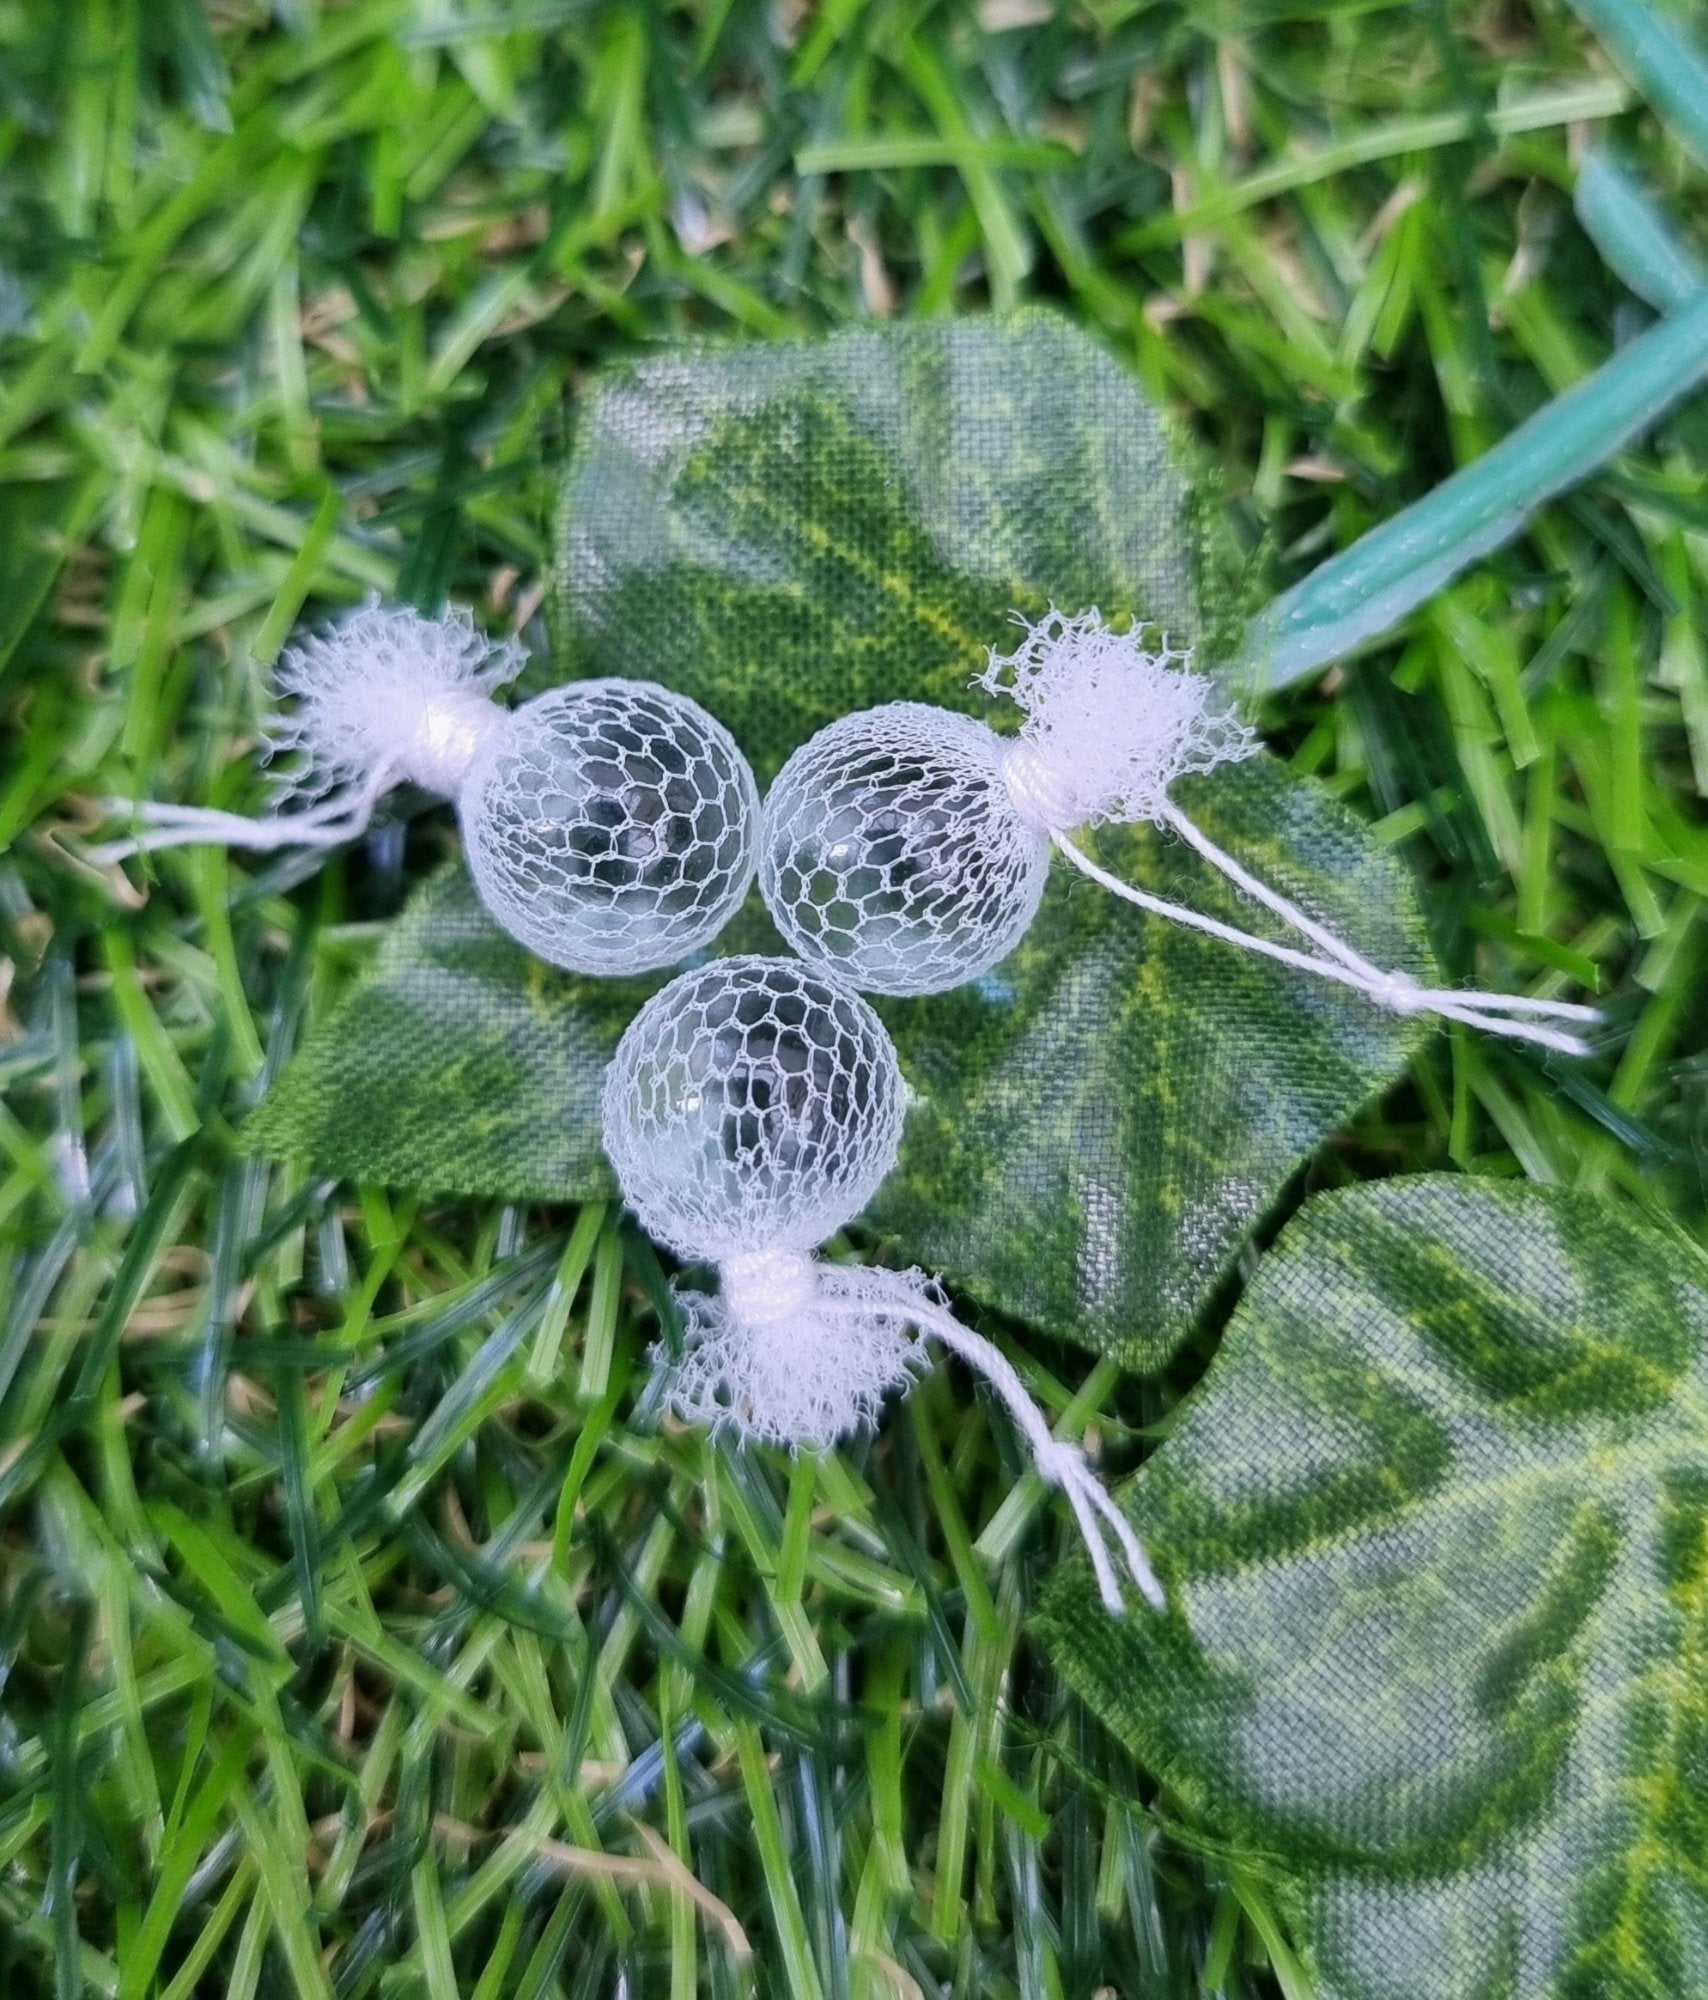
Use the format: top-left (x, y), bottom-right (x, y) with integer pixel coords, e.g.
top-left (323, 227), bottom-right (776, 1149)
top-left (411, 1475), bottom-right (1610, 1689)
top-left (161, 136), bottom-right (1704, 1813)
top-left (460, 680), bottom-right (760, 975)
top-left (658, 1254), bottom-right (928, 1450)
top-left (601, 956), bottom-right (906, 1259)
top-left (270, 598), bottom-right (525, 806)
top-left (759, 702), bottom-right (1051, 997)
top-left (977, 608), bottom-right (1257, 830)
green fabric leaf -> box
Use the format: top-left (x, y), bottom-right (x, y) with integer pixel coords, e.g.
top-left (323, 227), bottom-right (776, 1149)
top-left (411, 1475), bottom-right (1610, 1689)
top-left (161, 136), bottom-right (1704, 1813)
top-left (551, 308), bottom-right (1218, 760)
top-left (247, 868), bottom-right (645, 1198)
top-left (1038, 1174), bottom-right (1708, 1997)
top-left (254, 313), bottom-right (1433, 1365)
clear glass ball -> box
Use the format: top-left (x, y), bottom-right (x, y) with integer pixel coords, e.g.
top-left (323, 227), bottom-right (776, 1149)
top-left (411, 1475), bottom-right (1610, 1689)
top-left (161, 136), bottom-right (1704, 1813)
top-left (601, 956), bottom-right (905, 1260)
top-left (460, 680), bottom-right (759, 974)
top-left (759, 703), bottom-right (1051, 997)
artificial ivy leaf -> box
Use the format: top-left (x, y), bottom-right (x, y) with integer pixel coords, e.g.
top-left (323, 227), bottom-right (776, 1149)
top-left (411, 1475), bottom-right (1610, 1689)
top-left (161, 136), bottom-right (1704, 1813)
top-left (256, 313), bottom-right (1432, 1365)
top-left (1038, 1174), bottom-right (1708, 1997)
top-left (247, 867), bottom-right (648, 1197)
top-left (551, 309), bottom-right (1218, 760)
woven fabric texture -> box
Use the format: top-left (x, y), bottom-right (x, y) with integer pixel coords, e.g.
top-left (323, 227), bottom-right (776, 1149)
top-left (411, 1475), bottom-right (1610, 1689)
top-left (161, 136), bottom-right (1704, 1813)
top-left (1039, 1175), bottom-right (1708, 2000)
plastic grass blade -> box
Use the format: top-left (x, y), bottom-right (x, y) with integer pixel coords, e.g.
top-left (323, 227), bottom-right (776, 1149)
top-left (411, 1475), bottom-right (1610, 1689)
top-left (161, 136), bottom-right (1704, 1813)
top-left (1574, 147), bottom-right (1705, 312)
top-left (1565, 0), bottom-right (1708, 169)
top-left (1249, 286), bottom-right (1708, 684)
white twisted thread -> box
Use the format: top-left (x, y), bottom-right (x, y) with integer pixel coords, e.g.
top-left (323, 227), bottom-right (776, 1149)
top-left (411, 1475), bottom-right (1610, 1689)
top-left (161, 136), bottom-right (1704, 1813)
top-left (1051, 829), bottom-right (1597, 1055)
top-left (659, 1256), bottom-right (925, 1452)
top-left (1000, 740), bottom-right (1084, 836)
top-left (719, 1248), bottom-right (822, 1327)
top-left (814, 1266), bottom-right (1161, 1615)
top-left (90, 694), bottom-right (506, 864)
top-left (668, 1254), bottom-right (1161, 1616)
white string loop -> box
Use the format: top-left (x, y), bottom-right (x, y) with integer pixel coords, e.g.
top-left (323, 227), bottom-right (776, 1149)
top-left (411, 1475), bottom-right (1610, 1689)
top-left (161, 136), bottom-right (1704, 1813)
top-left (1155, 803), bottom-right (1598, 1033)
top-left (1052, 834), bottom-right (1593, 1056)
top-left (822, 1270), bottom-right (1163, 1615)
top-left (982, 610), bottom-right (1599, 1053)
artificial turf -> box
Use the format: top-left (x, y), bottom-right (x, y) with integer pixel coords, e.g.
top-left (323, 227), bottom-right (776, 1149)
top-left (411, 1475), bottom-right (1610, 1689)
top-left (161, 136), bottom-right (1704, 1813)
top-left (2, 0), bottom-right (1706, 1994)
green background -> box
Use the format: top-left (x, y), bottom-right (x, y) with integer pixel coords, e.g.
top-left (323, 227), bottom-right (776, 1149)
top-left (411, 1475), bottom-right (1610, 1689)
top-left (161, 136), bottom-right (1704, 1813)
top-left (2, 2), bottom-right (1706, 1996)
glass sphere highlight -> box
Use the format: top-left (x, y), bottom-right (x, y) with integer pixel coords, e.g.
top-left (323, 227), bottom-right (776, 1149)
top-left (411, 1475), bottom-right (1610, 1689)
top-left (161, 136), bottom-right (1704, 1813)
top-left (601, 956), bottom-right (906, 1260)
top-left (759, 703), bottom-right (1050, 997)
top-left (460, 679), bottom-right (759, 974)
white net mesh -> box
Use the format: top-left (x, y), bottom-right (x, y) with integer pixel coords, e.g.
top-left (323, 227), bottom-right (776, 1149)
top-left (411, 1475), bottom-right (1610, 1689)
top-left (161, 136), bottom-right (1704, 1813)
top-left (461, 679), bottom-right (760, 975)
top-left (658, 1258), bottom-right (929, 1450)
top-left (759, 702), bottom-right (1052, 997)
top-left (270, 599), bottom-right (526, 806)
top-left (601, 956), bottom-right (906, 1260)
top-left (977, 608), bottom-right (1257, 829)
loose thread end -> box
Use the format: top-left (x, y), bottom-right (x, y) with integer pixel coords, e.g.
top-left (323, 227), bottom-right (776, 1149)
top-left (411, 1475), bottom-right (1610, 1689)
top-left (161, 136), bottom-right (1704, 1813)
top-left (89, 773), bottom-right (395, 866)
top-left (1059, 827), bottom-right (1599, 1060)
top-left (828, 1274), bottom-right (1162, 1615)
top-left (1037, 1439), bottom-right (1165, 1616)
top-left (1373, 976), bottom-right (1600, 1055)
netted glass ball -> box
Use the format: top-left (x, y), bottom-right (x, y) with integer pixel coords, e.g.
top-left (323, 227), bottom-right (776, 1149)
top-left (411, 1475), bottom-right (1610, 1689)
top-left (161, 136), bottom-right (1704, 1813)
top-left (602, 956), bottom-right (906, 1260)
top-left (460, 679), bottom-right (759, 974)
top-left (759, 703), bottom-right (1051, 997)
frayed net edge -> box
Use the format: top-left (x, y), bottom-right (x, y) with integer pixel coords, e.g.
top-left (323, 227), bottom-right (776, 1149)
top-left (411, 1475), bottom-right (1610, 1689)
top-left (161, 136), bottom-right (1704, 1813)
top-left (651, 1271), bottom-right (930, 1453)
top-left (975, 607), bottom-right (1259, 826)
top-left (265, 597), bottom-right (528, 809)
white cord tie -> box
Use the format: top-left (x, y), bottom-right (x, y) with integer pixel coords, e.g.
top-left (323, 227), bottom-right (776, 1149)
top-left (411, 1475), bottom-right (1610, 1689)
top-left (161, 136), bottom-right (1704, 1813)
top-left (1053, 830), bottom-right (1599, 1056)
top-left (1034, 1440), bottom-right (1085, 1485)
top-left (994, 614), bottom-right (1599, 1055)
top-left (854, 1272), bottom-right (1165, 1616)
top-left (1001, 740), bottom-right (1082, 834)
top-left (399, 690), bottom-right (508, 795)
top-left (719, 1249), bottom-right (821, 1328)
top-left (1367, 973), bottom-right (1428, 1016)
